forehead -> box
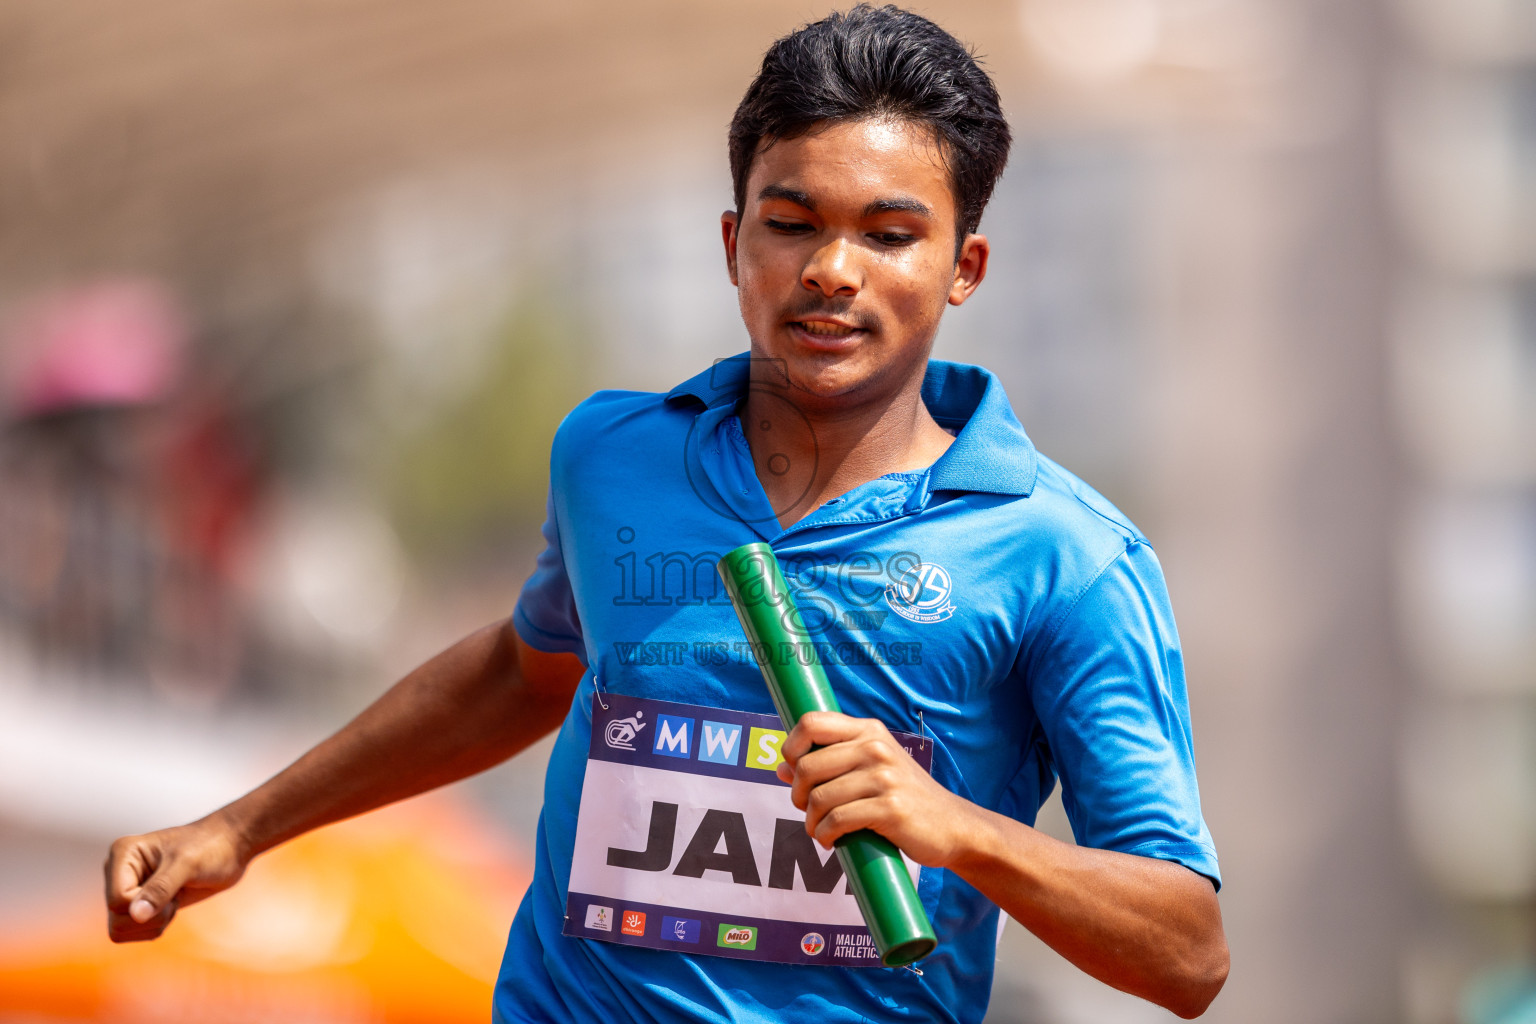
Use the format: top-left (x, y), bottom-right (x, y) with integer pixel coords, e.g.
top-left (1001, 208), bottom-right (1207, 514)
top-left (747, 118), bottom-right (956, 219)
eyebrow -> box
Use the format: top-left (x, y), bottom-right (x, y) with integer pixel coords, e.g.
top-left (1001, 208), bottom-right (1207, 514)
top-left (758, 184), bottom-right (815, 209)
top-left (756, 186), bottom-right (933, 220)
top-left (862, 196), bottom-right (932, 218)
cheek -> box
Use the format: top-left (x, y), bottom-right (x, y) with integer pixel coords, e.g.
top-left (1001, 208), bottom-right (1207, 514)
top-left (735, 248), bottom-right (798, 317)
top-left (882, 258), bottom-right (952, 322)
top-left (739, 241), bottom-right (798, 282)
top-left (734, 264), bottom-right (773, 325)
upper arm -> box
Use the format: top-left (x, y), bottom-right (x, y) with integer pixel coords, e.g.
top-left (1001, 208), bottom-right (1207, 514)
top-left (1025, 542), bottom-right (1221, 889)
top-left (507, 486), bottom-right (586, 699)
top-left (512, 487), bottom-right (586, 657)
top-left (509, 393), bottom-right (636, 699)
top-left (510, 624), bottom-right (585, 702)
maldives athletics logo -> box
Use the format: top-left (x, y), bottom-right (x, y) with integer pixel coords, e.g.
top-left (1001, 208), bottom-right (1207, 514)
top-left (884, 561), bottom-right (956, 624)
top-left (800, 932), bottom-right (826, 956)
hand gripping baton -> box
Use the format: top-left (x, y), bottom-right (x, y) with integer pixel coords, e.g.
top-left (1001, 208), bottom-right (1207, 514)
top-left (717, 541), bottom-right (937, 967)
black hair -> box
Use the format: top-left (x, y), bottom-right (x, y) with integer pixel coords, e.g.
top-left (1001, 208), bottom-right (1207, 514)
top-left (728, 4), bottom-right (1011, 251)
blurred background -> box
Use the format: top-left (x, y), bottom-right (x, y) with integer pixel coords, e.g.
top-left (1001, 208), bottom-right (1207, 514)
top-left (0, 0), bottom-right (1531, 1021)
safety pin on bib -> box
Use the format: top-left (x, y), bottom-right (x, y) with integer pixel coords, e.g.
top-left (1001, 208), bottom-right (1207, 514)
top-left (593, 672), bottom-right (609, 711)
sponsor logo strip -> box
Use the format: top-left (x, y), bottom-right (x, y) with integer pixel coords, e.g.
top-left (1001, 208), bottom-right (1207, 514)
top-left (588, 693), bottom-right (932, 782)
top-left (563, 891), bottom-right (884, 967)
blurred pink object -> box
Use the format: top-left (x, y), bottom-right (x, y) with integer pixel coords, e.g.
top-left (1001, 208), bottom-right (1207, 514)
top-left (2, 279), bottom-right (189, 417)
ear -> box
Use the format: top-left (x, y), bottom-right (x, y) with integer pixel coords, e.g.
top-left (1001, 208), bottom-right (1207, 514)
top-left (948, 233), bottom-right (990, 306)
top-left (721, 211), bottom-right (740, 286)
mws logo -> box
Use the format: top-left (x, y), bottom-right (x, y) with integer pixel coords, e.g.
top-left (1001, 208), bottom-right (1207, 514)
top-left (606, 711), bottom-right (786, 772)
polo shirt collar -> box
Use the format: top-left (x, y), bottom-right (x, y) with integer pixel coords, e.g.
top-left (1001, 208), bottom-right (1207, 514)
top-left (666, 352), bottom-right (1036, 497)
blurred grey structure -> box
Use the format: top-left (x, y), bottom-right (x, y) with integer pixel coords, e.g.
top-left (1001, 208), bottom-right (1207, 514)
top-left (1387, 1), bottom-right (1536, 1023)
top-left (0, 0), bottom-right (1531, 1022)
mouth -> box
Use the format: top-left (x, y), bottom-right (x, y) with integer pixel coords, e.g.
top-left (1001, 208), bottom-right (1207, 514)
top-left (787, 318), bottom-right (867, 348)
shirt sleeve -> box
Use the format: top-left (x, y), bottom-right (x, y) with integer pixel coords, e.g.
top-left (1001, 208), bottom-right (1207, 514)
top-left (512, 489), bottom-right (586, 660)
top-left (1025, 540), bottom-right (1220, 888)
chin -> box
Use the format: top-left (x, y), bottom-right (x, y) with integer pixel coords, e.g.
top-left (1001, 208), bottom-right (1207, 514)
top-left (801, 361), bottom-right (915, 417)
top-left (764, 340), bottom-right (878, 400)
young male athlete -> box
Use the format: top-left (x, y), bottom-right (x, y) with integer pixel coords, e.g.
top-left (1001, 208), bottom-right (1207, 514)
top-left (105, 6), bottom-right (1228, 1021)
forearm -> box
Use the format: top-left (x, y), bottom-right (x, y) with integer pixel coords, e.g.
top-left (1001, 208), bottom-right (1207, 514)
top-left (104, 618), bottom-right (582, 942)
top-left (948, 806), bottom-right (1228, 1018)
top-left (781, 713), bottom-right (1228, 1016)
top-left (214, 618), bottom-right (571, 860)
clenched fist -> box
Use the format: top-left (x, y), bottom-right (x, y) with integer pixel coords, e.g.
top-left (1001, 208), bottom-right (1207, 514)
top-left (774, 710), bottom-right (976, 868)
top-left (103, 816), bottom-right (249, 942)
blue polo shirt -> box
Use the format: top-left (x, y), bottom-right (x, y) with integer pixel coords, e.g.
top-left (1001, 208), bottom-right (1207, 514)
top-left (494, 354), bottom-right (1218, 1024)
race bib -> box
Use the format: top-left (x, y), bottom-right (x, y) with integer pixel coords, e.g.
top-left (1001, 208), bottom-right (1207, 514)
top-left (563, 693), bottom-right (933, 966)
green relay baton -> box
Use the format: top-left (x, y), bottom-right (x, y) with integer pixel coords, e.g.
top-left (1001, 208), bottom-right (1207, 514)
top-left (717, 541), bottom-right (937, 968)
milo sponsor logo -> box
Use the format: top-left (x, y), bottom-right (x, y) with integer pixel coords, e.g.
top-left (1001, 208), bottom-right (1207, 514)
top-left (833, 931), bottom-right (880, 961)
top-left (716, 924), bottom-right (758, 950)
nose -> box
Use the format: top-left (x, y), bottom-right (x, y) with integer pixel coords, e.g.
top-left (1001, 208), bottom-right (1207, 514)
top-left (801, 237), bottom-right (862, 297)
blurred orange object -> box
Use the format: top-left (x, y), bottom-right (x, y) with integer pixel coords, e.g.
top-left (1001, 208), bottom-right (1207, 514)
top-left (0, 794), bottom-right (530, 1023)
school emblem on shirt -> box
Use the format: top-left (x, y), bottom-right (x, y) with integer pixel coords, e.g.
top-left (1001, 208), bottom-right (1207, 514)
top-left (884, 562), bottom-right (956, 624)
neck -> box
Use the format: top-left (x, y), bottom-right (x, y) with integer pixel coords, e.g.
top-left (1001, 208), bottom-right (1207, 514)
top-left (742, 356), bottom-right (954, 531)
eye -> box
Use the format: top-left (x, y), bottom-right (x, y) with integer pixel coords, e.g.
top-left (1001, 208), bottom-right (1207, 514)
top-left (765, 218), bottom-right (813, 234)
top-left (870, 232), bottom-right (917, 247)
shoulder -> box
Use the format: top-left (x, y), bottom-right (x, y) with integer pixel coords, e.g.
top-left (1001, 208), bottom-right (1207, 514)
top-left (1026, 457), bottom-right (1179, 647)
top-left (550, 388), bottom-right (696, 474)
top-left (552, 388), bottom-right (673, 447)
top-left (981, 452), bottom-right (1162, 639)
top-left (1006, 451), bottom-right (1148, 568)
top-left (1028, 453), bottom-right (1145, 544)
